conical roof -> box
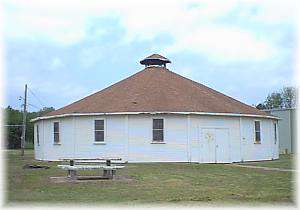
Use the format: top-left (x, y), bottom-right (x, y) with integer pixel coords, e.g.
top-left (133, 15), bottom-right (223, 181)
top-left (45, 66), bottom-right (269, 117)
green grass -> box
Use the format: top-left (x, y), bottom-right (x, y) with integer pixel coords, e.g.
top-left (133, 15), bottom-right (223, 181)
top-left (5, 150), bottom-right (295, 205)
top-left (240, 154), bottom-right (295, 169)
top-left (25, 141), bottom-right (34, 149)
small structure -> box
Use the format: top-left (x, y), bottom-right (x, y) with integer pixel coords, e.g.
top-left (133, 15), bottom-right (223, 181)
top-left (140, 54), bottom-right (171, 67)
top-left (32, 54), bottom-right (279, 163)
top-left (264, 108), bottom-right (296, 154)
top-left (58, 157), bottom-right (125, 180)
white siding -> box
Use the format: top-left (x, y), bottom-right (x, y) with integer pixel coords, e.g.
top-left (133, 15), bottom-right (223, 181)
top-left (128, 115), bottom-right (189, 162)
top-left (34, 114), bottom-right (278, 162)
top-left (240, 118), bottom-right (279, 161)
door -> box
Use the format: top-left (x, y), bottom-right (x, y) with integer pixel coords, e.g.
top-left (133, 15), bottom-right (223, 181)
top-left (201, 128), bottom-right (216, 163)
top-left (199, 127), bottom-right (230, 163)
top-left (215, 128), bottom-right (230, 163)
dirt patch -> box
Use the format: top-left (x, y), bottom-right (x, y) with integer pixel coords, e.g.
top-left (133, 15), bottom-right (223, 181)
top-left (50, 175), bottom-right (136, 183)
top-left (23, 164), bottom-right (50, 170)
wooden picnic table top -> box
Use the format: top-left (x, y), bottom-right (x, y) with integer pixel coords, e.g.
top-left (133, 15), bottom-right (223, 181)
top-left (57, 164), bottom-right (125, 170)
top-left (59, 157), bottom-right (122, 161)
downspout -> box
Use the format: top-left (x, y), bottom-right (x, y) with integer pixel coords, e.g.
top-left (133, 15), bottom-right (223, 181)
top-left (125, 115), bottom-right (129, 162)
top-left (42, 120), bottom-right (45, 160)
top-left (73, 116), bottom-right (76, 158)
top-left (270, 119), bottom-right (273, 159)
top-left (239, 117), bottom-right (243, 162)
top-left (290, 110), bottom-right (293, 153)
top-left (187, 115), bottom-right (191, 163)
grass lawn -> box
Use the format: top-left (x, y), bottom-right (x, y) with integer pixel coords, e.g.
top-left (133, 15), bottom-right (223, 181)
top-left (4, 150), bottom-right (295, 205)
top-left (239, 154), bottom-right (295, 170)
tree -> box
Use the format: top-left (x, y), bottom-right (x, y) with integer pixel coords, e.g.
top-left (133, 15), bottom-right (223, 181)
top-left (4, 106), bottom-right (55, 149)
top-left (256, 86), bottom-right (297, 110)
top-left (264, 92), bottom-right (283, 109)
top-left (256, 103), bottom-right (266, 110)
top-left (4, 106), bottom-right (23, 149)
top-left (281, 86), bottom-right (297, 108)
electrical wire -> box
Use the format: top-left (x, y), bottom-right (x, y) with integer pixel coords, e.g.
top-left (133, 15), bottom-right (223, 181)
top-left (19, 96), bottom-right (43, 111)
top-left (27, 87), bottom-right (46, 108)
top-left (27, 103), bottom-right (43, 110)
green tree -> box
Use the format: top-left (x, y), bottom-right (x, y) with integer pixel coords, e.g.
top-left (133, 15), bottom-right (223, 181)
top-left (4, 106), bottom-right (23, 149)
top-left (256, 103), bottom-right (267, 110)
top-left (257, 86), bottom-right (297, 110)
top-left (4, 106), bottom-right (55, 149)
top-left (264, 92), bottom-right (283, 109)
top-left (281, 86), bottom-right (297, 108)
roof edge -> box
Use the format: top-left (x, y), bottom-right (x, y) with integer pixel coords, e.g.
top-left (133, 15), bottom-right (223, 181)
top-left (262, 108), bottom-right (296, 111)
top-left (31, 111), bottom-right (280, 122)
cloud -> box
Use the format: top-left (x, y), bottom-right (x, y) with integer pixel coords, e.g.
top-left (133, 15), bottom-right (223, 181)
top-left (165, 25), bottom-right (277, 62)
top-left (2, 0), bottom-right (295, 109)
top-left (50, 57), bottom-right (64, 70)
top-left (244, 0), bottom-right (295, 25)
top-left (3, 0), bottom-right (295, 61)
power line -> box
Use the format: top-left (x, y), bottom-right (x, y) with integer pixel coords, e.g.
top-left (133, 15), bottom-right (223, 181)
top-left (27, 87), bottom-right (46, 108)
top-left (19, 96), bottom-right (43, 111)
top-left (27, 103), bottom-right (43, 110)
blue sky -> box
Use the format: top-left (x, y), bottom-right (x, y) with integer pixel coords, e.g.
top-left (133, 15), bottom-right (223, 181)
top-left (2, 0), bottom-right (296, 112)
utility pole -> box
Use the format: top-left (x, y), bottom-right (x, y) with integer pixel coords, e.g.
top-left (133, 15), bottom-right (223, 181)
top-left (21, 84), bottom-right (27, 156)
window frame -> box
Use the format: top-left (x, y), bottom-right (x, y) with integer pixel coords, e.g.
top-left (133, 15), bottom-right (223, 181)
top-left (53, 121), bottom-right (60, 145)
top-left (152, 118), bottom-right (165, 143)
top-left (254, 120), bottom-right (261, 144)
top-left (274, 122), bottom-right (277, 144)
top-left (36, 124), bottom-right (40, 146)
top-left (94, 118), bottom-right (105, 143)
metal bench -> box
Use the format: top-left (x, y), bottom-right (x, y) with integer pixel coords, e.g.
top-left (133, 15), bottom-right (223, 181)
top-left (58, 157), bottom-right (125, 180)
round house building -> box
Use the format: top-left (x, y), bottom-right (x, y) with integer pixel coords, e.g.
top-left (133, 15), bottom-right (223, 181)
top-left (32, 54), bottom-right (279, 163)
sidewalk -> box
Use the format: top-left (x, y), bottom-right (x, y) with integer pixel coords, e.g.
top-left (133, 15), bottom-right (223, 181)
top-left (231, 164), bottom-right (296, 172)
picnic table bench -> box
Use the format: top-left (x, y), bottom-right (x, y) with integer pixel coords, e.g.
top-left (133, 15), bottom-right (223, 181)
top-left (58, 157), bottom-right (125, 180)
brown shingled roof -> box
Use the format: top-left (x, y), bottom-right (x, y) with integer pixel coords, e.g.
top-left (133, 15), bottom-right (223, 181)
top-left (45, 66), bottom-right (268, 117)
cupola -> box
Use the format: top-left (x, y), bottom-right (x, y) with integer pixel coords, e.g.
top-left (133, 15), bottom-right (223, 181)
top-left (140, 54), bottom-right (171, 68)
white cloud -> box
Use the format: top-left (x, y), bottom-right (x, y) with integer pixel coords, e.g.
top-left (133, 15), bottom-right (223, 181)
top-left (50, 57), bottom-right (64, 70)
top-left (165, 25), bottom-right (277, 62)
top-left (245, 0), bottom-right (295, 25)
top-left (3, 0), bottom-right (294, 61)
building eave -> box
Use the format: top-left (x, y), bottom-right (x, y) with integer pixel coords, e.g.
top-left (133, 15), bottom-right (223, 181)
top-left (262, 108), bottom-right (296, 112)
top-left (30, 111), bottom-right (280, 122)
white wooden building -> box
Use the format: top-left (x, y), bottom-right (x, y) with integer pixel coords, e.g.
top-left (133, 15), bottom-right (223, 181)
top-left (32, 54), bottom-right (279, 163)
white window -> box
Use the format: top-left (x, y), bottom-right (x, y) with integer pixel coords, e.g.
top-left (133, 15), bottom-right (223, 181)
top-left (274, 122), bottom-right (277, 144)
top-left (153, 119), bottom-right (164, 142)
top-left (95, 120), bottom-right (105, 142)
top-left (53, 122), bottom-right (60, 143)
top-left (254, 121), bottom-right (261, 143)
top-left (36, 125), bottom-right (40, 146)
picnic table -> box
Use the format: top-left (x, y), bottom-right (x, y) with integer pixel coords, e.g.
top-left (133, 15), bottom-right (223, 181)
top-left (58, 157), bottom-right (125, 180)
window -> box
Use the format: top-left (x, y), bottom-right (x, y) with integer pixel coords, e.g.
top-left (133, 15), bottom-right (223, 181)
top-left (54, 122), bottom-right (60, 143)
top-left (36, 125), bottom-right (40, 146)
top-left (254, 121), bottom-right (261, 143)
top-left (95, 120), bottom-right (104, 142)
top-left (274, 123), bottom-right (277, 144)
top-left (153, 119), bottom-right (164, 142)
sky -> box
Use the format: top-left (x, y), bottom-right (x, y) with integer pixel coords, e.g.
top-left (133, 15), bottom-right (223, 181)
top-left (1, 0), bottom-right (297, 112)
